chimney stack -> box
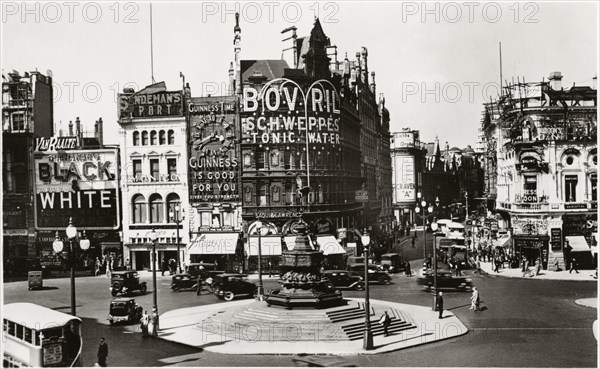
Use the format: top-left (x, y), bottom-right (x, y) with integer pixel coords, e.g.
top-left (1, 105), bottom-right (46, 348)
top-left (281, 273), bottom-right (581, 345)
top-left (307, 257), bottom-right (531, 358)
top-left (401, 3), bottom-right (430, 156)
top-left (360, 47), bottom-right (368, 85)
top-left (548, 71), bottom-right (563, 90)
top-left (75, 117), bottom-right (81, 138)
top-left (370, 71), bottom-right (376, 95)
top-left (97, 117), bottom-right (104, 146)
top-left (68, 121), bottom-right (73, 136)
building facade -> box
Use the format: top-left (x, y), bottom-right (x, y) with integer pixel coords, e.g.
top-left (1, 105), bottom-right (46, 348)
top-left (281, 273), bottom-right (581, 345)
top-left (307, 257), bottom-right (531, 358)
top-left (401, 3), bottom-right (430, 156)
top-left (118, 83), bottom-right (190, 271)
top-left (3, 70), bottom-right (53, 265)
top-left (490, 72), bottom-right (597, 269)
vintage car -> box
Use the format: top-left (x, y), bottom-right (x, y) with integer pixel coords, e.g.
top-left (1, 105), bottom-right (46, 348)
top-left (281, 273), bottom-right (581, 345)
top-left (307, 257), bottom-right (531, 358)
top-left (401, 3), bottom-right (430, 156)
top-left (171, 262), bottom-right (223, 292)
top-left (416, 269), bottom-right (473, 291)
top-left (347, 263), bottom-right (392, 284)
top-left (108, 298), bottom-right (143, 325)
top-left (212, 274), bottom-right (257, 301)
top-left (379, 253), bottom-right (405, 273)
top-left (321, 270), bottom-right (365, 291)
top-left (110, 270), bottom-right (147, 296)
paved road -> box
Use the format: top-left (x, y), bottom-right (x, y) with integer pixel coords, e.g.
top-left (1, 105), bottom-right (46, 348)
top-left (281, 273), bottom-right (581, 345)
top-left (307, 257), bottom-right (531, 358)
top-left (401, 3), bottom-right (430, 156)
top-left (4, 266), bottom-right (597, 367)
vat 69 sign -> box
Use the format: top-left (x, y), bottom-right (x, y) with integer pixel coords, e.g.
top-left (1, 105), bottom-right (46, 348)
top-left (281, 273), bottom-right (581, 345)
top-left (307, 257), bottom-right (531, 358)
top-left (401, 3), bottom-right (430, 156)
top-left (188, 96), bottom-right (240, 203)
top-left (34, 148), bottom-right (120, 230)
top-left (241, 78), bottom-right (341, 146)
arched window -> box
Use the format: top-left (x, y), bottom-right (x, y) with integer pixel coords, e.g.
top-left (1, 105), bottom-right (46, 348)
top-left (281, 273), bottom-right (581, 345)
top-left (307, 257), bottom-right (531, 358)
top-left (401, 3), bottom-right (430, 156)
top-left (133, 131), bottom-right (140, 146)
top-left (159, 130), bottom-right (166, 145)
top-left (168, 130), bottom-right (175, 145)
top-left (150, 130), bottom-right (157, 145)
top-left (142, 131), bottom-right (148, 146)
top-left (166, 193), bottom-right (181, 222)
top-left (132, 194), bottom-right (146, 224)
top-left (149, 194), bottom-right (164, 223)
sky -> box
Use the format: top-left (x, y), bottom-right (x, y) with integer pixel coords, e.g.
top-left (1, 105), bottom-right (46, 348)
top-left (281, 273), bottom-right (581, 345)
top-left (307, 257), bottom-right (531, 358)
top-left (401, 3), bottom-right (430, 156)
top-left (2, 1), bottom-right (598, 148)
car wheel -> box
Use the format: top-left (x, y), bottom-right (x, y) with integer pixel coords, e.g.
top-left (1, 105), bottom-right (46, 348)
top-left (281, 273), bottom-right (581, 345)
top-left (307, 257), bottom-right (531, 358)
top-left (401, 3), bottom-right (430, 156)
top-left (326, 282), bottom-right (335, 290)
top-left (172, 286), bottom-right (179, 292)
top-left (140, 283), bottom-right (147, 294)
top-left (223, 291), bottom-right (235, 301)
top-left (109, 320), bottom-right (114, 326)
top-left (355, 283), bottom-right (365, 291)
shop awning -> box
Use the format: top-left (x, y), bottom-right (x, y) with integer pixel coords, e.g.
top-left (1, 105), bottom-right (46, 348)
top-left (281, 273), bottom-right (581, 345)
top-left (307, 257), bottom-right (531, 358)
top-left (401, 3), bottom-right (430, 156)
top-left (316, 235), bottom-right (346, 255)
top-left (566, 236), bottom-right (591, 253)
top-left (496, 234), bottom-right (511, 248)
top-left (283, 235), bottom-right (316, 251)
top-left (187, 233), bottom-right (239, 255)
top-left (245, 236), bottom-right (282, 256)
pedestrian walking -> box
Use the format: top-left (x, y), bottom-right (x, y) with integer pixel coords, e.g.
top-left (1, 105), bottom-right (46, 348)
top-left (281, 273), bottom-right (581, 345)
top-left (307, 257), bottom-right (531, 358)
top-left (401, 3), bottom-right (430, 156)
top-left (405, 261), bottom-right (412, 276)
top-left (436, 292), bottom-right (444, 319)
top-left (97, 337), bottom-right (108, 367)
top-left (569, 257), bottom-right (579, 274)
top-left (150, 307), bottom-right (159, 337)
top-left (470, 287), bottom-right (480, 311)
top-left (379, 311), bottom-right (392, 336)
top-left (140, 311), bottom-right (149, 337)
top-left (474, 259), bottom-right (483, 275)
top-left (95, 257), bottom-right (102, 276)
top-left (161, 258), bottom-right (167, 276)
top-left (535, 258), bottom-right (542, 276)
top-left (414, 230), bottom-right (418, 240)
top-left (521, 256), bottom-right (527, 272)
top-left (268, 261), bottom-right (273, 277)
top-left (411, 237), bottom-right (416, 248)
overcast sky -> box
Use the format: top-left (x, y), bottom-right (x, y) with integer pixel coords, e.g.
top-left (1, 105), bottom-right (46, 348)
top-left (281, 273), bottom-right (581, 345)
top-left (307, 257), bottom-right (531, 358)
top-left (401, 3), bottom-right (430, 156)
top-left (2, 1), bottom-right (597, 148)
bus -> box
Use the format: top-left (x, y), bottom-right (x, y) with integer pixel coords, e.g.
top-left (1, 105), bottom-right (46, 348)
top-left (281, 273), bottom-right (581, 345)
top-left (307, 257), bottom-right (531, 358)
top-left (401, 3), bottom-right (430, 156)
top-left (3, 303), bottom-right (82, 367)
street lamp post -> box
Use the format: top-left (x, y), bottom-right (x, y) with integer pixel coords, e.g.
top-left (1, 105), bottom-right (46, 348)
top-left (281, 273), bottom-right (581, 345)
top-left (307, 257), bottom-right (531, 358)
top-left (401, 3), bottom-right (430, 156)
top-left (415, 200), bottom-right (434, 263)
top-left (149, 228), bottom-right (159, 329)
top-left (361, 230), bottom-right (374, 350)
top-left (169, 205), bottom-right (185, 274)
top-left (52, 217), bottom-right (90, 316)
top-left (255, 217), bottom-right (264, 299)
top-left (430, 221), bottom-right (439, 310)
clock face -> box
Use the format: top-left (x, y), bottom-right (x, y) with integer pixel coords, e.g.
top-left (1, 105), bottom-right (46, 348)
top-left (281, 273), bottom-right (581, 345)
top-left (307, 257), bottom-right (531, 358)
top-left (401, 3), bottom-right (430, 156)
top-left (192, 113), bottom-right (235, 156)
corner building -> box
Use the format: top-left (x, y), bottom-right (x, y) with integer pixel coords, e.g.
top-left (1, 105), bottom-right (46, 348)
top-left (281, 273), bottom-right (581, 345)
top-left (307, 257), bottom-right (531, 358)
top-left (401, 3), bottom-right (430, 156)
top-left (118, 83), bottom-right (190, 271)
top-left (236, 18), bottom-right (391, 265)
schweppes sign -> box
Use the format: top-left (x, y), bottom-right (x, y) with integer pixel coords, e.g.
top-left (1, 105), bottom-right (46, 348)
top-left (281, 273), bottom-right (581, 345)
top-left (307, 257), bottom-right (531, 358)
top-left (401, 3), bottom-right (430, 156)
top-left (34, 137), bottom-right (79, 152)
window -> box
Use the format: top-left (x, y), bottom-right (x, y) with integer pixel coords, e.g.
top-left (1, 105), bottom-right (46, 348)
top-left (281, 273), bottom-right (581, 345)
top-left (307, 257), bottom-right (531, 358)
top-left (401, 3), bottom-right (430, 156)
top-left (167, 158), bottom-right (177, 179)
top-left (159, 130), bottom-right (166, 145)
top-left (222, 211), bottom-right (233, 227)
top-left (142, 131), bottom-right (148, 145)
top-left (150, 159), bottom-right (159, 180)
top-left (166, 193), bottom-right (181, 222)
top-left (211, 212), bottom-right (221, 228)
top-left (243, 154), bottom-right (252, 167)
top-left (133, 159), bottom-right (142, 179)
top-left (284, 151), bottom-right (291, 170)
top-left (256, 148), bottom-right (266, 170)
top-left (168, 130), bottom-right (175, 145)
top-left (11, 113), bottom-right (25, 131)
top-left (201, 212), bottom-right (211, 227)
top-left (270, 152), bottom-right (280, 167)
top-left (259, 183), bottom-right (267, 205)
top-left (149, 194), bottom-right (164, 223)
top-left (133, 131), bottom-right (140, 146)
top-left (591, 174), bottom-right (597, 202)
top-left (150, 130), bottom-right (157, 145)
top-left (132, 194), bottom-right (146, 223)
top-left (565, 175), bottom-right (578, 202)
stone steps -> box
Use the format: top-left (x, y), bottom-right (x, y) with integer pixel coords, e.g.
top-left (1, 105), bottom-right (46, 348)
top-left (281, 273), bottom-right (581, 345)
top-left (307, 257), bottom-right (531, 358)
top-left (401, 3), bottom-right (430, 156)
top-left (342, 318), bottom-right (417, 341)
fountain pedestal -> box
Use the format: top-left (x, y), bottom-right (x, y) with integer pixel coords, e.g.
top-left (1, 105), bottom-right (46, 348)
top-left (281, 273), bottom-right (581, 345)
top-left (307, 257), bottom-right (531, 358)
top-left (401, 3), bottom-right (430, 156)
top-left (264, 224), bottom-right (344, 309)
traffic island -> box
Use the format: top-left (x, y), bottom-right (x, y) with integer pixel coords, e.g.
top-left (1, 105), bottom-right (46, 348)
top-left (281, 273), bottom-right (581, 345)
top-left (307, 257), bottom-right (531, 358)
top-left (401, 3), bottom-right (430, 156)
top-left (155, 297), bottom-right (468, 355)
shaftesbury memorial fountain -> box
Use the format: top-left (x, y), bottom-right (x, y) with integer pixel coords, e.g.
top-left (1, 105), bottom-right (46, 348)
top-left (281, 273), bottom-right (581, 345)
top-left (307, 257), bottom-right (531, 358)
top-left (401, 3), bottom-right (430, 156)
top-left (264, 222), bottom-right (344, 309)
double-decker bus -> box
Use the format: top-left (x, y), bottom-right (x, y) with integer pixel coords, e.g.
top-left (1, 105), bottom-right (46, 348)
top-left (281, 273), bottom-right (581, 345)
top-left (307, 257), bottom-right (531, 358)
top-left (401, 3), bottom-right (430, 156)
top-left (3, 303), bottom-right (82, 367)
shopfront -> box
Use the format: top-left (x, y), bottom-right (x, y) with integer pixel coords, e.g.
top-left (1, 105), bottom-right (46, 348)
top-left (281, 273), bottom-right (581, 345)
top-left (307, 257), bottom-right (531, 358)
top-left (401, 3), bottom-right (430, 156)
top-left (187, 232), bottom-right (242, 272)
top-left (511, 215), bottom-right (549, 269)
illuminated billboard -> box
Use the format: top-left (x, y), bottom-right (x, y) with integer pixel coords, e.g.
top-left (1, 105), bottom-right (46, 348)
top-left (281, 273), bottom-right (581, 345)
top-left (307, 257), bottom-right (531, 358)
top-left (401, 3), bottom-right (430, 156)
top-left (393, 155), bottom-right (416, 203)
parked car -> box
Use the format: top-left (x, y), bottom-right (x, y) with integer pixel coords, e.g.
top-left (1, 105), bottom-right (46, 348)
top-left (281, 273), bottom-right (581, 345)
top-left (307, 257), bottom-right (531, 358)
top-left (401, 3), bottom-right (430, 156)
top-left (321, 270), bottom-right (365, 290)
top-left (379, 253), bottom-right (405, 273)
top-left (347, 263), bottom-right (392, 284)
top-left (171, 262), bottom-right (223, 292)
top-left (108, 298), bottom-right (143, 325)
top-left (110, 270), bottom-right (147, 296)
top-left (416, 270), bottom-right (473, 291)
top-left (212, 274), bottom-right (257, 301)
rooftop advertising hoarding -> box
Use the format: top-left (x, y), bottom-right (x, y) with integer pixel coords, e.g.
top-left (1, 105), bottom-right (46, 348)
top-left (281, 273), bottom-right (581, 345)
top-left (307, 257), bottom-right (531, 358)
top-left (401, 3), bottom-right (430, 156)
top-left (187, 96), bottom-right (240, 204)
top-left (34, 148), bottom-right (120, 230)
